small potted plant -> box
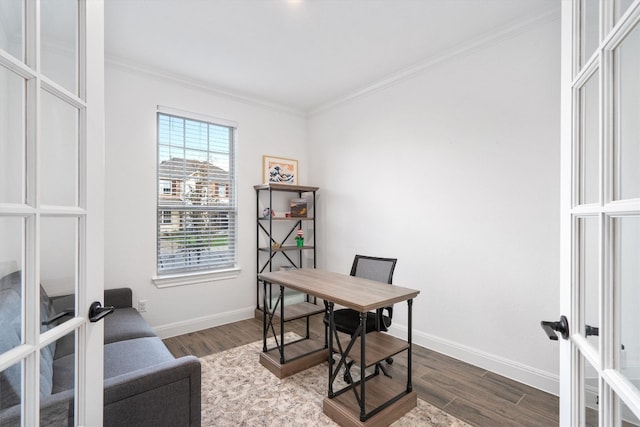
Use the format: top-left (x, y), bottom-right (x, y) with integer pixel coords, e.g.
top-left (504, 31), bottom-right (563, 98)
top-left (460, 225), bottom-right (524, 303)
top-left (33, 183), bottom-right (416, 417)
top-left (295, 228), bottom-right (304, 247)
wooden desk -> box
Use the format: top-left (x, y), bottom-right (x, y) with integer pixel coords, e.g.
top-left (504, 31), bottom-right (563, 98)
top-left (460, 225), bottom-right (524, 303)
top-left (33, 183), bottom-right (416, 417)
top-left (258, 268), bottom-right (420, 426)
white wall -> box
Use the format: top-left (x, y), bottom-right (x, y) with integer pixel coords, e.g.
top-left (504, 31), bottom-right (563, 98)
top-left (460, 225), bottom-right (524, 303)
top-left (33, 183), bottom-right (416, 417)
top-left (104, 64), bottom-right (308, 335)
top-left (308, 19), bottom-right (561, 393)
top-left (104, 12), bottom-right (563, 394)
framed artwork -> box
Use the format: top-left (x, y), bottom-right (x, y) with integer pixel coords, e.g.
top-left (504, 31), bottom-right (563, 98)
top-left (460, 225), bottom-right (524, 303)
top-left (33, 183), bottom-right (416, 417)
top-left (263, 155), bottom-right (298, 185)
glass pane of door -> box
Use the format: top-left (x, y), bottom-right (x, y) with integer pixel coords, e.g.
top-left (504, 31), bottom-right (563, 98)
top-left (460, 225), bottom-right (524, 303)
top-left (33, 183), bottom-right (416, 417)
top-left (40, 90), bottom-right (79, 207)
top-left (579, 216), bottom-right (600, 351)
top-left (0, 66), bottom-right (25, 205)
top-left (0, 359), bottom-right (23, 425)
top-left (613, 22), bottom-right (640, 200)
top-left (41, 0), bottom-right (78, 94)
top-left (0, 217), bottom-right (24, 351)
top-left (582, 0), bottom-right (600, 69)
top-left (616, 0), bottom-right (636, 23)
top-left (40, 217), bottom-right (77, 318)
top-left (0, 0), bottom-right (24, 61)
top-left (584, 354), bottom-right (600, 426)
top-left (622, 397), bottom-right (640, 426)
top-left (578, 70), bottom-right (600, 205)
top-left (40, 332), bottom-right (75, 427)
top-left (616, 216), bottom-right (640, 386)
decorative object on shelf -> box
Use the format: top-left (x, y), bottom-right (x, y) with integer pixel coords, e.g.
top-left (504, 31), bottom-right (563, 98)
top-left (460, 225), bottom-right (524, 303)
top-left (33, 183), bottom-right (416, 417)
top-left (295, 228), bottom-right (304, 247)
top-left (290, 198), bottom-right (307, 218)
top-left (263, 155), bottom-right (298, 185)
top-left (262, 208), bottom-right (271, 218)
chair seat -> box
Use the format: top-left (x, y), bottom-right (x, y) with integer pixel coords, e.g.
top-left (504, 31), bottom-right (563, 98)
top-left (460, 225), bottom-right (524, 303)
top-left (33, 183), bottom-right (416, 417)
top-left (332, 308), bottom-right (390, 334)
top-left (325, 255), bottom-right (397, 378)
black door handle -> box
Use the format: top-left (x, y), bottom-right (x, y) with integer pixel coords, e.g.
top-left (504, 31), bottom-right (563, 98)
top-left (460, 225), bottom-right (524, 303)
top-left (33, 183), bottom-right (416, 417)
top-left (42, 309), bottom-right (74, 326)
top-left (89, 301), bottom-right (115, 323)
top-left (585, 324), bottom-right (599, 336)
top-left (581, 325), bottom-right (625, 350)
top-left (541, 315), bottom-right (569, 340)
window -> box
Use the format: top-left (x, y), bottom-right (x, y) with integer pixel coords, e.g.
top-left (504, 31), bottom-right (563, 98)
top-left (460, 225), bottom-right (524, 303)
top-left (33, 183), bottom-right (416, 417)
top-left (160, 210), bottom-right (172, 224)
top-left (156, 111), bottom-right (237, 278)
top-left (160, 180), bottom-right (172, 195)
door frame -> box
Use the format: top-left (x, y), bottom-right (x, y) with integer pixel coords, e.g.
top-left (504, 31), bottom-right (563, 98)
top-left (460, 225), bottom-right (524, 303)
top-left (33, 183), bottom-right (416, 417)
top-left (0, 1), bottom-right (104, 425)
top-left (81, 0), bottom-right (106, 425)
top-left (560, 0), bottom-right (640, 425)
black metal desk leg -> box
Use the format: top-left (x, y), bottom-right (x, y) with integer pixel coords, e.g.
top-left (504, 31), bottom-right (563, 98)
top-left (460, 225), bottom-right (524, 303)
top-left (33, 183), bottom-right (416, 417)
top-left (360, 311), bottom-right (367, 422)
top-left (280, 285), bottom-right (285, 364)
top-left (407, 298), bottom-right (413, 392)
top-left (263, 280), bottom-right (268, 352)
top-left (324, 303), bottom-right (329, 349)
top-left (327, 301), bottom-right (335, 398)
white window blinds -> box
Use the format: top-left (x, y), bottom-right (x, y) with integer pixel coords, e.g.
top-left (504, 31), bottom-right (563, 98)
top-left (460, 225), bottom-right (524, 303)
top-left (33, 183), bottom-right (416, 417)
top-left (157, 112), bottom-right (237, 275)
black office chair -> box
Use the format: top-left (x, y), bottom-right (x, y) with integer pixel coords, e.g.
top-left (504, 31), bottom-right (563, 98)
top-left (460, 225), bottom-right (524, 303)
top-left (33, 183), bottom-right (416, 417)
top-left (325, 254), bottom-right (397, 380)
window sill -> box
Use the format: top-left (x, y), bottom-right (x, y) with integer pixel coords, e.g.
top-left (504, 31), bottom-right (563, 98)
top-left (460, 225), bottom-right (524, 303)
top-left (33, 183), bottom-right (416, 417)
top-left (152, 267), bottom-right (241, 288)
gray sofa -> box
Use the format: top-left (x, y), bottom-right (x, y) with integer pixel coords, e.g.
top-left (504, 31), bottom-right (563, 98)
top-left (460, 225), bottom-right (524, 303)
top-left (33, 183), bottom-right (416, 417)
top-left (0, 271), bottom-right (201, 427)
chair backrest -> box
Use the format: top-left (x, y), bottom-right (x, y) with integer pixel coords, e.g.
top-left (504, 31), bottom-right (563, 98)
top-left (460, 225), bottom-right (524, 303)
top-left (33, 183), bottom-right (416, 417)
top-left (349, 255), bottom-right (397, 284)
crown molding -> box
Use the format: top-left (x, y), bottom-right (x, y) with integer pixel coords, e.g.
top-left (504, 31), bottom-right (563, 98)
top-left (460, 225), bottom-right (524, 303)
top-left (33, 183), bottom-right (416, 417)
top-left (309, 8), bottom-right (560, 116)
top-left (105, 7), bottom-right (559, 119)
top-left (105, 54), bottom-right (307, 118)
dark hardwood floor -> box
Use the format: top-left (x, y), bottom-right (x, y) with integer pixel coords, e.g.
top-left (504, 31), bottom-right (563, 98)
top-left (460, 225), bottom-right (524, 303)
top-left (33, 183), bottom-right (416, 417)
top-left (163, 315), bottom-right (559, 427)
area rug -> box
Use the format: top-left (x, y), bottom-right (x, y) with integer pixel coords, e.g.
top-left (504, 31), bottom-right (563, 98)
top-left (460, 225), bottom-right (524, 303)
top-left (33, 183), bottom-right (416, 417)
top-left (200, 334), bottom-right (471, 426)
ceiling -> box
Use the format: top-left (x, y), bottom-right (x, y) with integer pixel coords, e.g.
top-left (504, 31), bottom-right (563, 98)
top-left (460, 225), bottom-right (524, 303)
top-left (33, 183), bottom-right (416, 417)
top-left (104, 0), bottom-right (559, 113)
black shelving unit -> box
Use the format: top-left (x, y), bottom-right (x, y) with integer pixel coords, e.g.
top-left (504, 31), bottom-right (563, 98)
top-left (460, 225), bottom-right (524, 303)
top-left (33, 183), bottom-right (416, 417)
top-left (255, 183), bottom-right (319, 317)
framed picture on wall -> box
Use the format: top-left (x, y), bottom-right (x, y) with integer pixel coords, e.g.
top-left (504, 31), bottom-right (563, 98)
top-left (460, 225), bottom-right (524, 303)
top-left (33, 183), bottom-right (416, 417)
top-left (263, 155), bottom-right (298, 185)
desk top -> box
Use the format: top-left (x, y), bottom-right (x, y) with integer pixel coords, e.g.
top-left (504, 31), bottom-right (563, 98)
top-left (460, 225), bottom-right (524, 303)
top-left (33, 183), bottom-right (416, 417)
top-left (258, 268), bottom-right (419, 312)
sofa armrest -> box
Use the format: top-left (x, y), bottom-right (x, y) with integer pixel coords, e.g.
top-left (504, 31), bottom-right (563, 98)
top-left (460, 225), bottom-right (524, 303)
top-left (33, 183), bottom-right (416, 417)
top-left (103, 356), bottom-right (201, 427)
top-left (104, 288), bottom-right (133, 309)
top-left (2, 356), bottom-right (202, 427)
top-left (1, 389), bottom-right (74, 427)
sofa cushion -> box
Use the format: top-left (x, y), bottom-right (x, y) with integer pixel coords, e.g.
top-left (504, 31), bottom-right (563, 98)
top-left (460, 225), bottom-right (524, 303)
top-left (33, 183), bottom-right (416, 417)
top-left (0, 323), bottom-right (21, 409)
top-left (0, 270), bottom-right (57, 402)
top-left (0, 269), bottom-right (20, 291)
top-left (53, 306), bottom-right (158, 361)
top-left (0, 275), bottom-right (21, 336)
top-left (0, 278), bottom-right (23, 410)
top-left (0, 271), bottom-right (22, 340)
top-left (104, 308), bottom-right (158, 344)
top-left (52, 337), bottom-right (175, 394)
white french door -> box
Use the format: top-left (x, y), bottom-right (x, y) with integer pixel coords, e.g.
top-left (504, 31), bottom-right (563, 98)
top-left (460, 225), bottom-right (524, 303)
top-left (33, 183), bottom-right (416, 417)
top-left (559, 0), bottom-right (640, 425)
top-left (0, 1), bottom-right (104, 426)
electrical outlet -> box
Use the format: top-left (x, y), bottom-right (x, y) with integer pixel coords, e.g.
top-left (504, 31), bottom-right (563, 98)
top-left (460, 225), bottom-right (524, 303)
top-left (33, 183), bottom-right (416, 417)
top-left (138, 299), bottom-right (148, 313)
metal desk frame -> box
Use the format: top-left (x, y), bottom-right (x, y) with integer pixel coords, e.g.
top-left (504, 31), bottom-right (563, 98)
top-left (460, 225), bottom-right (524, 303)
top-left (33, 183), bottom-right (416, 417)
top-left (259, 268), bottom-right (419, 424)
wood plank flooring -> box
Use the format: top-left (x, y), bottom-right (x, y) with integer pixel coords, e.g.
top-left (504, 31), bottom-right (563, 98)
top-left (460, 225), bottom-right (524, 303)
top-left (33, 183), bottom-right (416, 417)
top-left (163, 315), bottom-right (559, 427)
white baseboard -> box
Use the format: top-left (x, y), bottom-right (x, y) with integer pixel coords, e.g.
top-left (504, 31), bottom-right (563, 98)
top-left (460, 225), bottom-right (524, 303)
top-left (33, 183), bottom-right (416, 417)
top-left (388, 324), bottom-right (559, 396)
top-left (154, 306), bottom-right (255, 339)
